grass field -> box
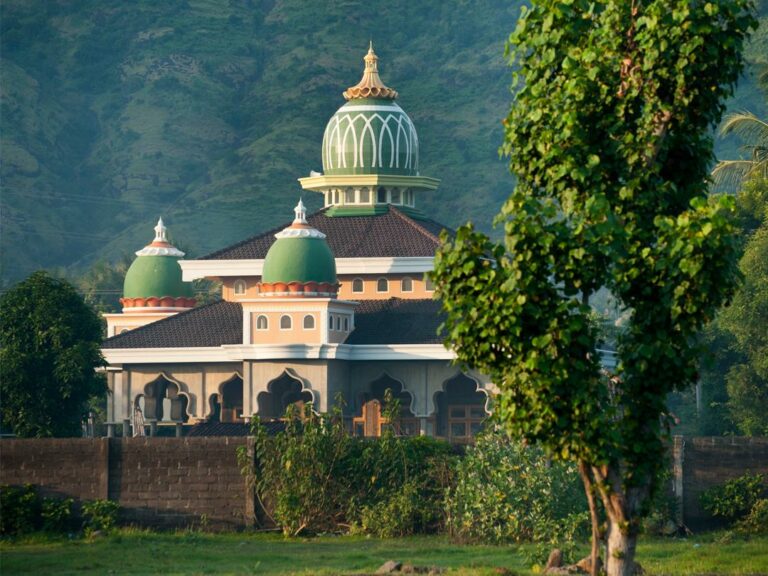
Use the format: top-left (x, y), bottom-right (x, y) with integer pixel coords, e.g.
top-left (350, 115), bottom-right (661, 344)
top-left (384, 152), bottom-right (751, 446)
top-left (1, 532), bottom-right (767, 575)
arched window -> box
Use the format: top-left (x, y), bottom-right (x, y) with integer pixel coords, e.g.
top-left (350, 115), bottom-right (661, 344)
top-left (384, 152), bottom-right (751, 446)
top-left (345, 188), bottom-right (355, 203)
top-left (377, 278), bottom-right (389, 293)
top-left (343, 317), bottom-right (349, 332)
top-left (303, 314), bottom-right (315, 330)
top-left (401, 277), bottom-right (413, 292)
top-left (234, 279), bottom-right (247, 295)
top-left (359, 187), bottom-right (370, 203)
top-left (280, 315), bottom-right (292, 330)
top-left (256, 315), bottom-right (268, 330)
top-left (352, 278), bottom-right (364, 293)
top-left (377, 187), bottom-right (387, 203)
top-left (390, 189), bottom-right (401, 204)
top-left (120, 328), bottom-right (129, 334)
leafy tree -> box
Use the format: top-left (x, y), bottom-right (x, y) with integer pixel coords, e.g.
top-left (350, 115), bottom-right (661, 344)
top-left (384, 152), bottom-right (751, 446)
top-left (432, 1), bottom-right (755, 574)
top-left (720, 177), bottom-right (768, 434)
top-left (0, 271), bottom-right (107, 437)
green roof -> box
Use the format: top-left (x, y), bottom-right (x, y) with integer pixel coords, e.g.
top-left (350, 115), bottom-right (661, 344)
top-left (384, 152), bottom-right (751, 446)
top-left (262, 237), bottom-right (337, 284)
top-left (123, 255), bottom-right (194, 299)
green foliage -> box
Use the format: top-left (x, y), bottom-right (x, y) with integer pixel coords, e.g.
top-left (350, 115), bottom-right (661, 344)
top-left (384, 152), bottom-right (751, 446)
top-left (41, 497), bottom-right (74, 533)
top-left (0, 485), bottom-right (40, 535)
top-left (701, 473), bottom-right (767, 522)
top-left (446, 430), bottom-right (588, 547)
top-left (0, 271), bottom-right (107, 437)
top-left (243, 399), bottom-right (455, 537)
top-left (81, 499), bottom-right (120, 534)
top-left (735, 498), bottom-right (768, 534)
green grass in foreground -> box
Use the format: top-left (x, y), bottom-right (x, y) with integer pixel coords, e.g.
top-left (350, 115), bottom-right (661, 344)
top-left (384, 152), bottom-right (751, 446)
top-left (1, 531), bottom-right (767, 575)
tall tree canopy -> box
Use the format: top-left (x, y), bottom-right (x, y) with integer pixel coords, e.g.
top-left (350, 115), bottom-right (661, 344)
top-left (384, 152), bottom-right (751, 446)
top-left (432, 1), bottom-right (755, 574)
top-left (0, 271), bottom-right (107, 437)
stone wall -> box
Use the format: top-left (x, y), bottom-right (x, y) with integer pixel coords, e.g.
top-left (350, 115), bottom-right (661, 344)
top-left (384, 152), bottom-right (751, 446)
top-left (0, 437), bottom-right (251, 530)
top-left (675, 436), bottom-right (768, 531)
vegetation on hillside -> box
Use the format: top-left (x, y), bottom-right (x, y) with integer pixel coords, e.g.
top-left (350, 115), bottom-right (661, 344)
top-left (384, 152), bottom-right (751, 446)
top-left (1, 0), bottom-right (766, 286)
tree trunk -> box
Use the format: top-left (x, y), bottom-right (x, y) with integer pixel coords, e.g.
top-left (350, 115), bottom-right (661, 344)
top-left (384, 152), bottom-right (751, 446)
top-left (578, 460), bottom-right (602, 576)
top-left (605, 516), bottom-right (639, 576)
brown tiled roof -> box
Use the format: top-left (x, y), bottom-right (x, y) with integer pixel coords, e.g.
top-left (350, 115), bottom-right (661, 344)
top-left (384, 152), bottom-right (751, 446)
top-left (102, 298), bottom-right (444, 350)
top-left (202, 206), bottom-right (451, 260)
top-left (102, 300), bottom-right (243, 349)
top-left (346, 298), bottom-right (445, 345)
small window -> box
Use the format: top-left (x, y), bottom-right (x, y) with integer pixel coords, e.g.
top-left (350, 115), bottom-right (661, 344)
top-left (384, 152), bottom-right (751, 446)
top-left (425, 275), bottom-right (434, 291)
top-left (303, 314), bottom-right (315, 330)
top-left (376, 278), bottom-right (389, 293)
top-left (401, 277), bottom-right (413, 292)
top-left (234, 279), bottom-right (247, 295)
top-left (280, 315), bottom-right (292, 330)
top-left (325, 191), bottom-right (331, 206)
top-left (390, 189), bottom-right (401, 204)
top-left (343, 317), bottom-right (349, 331)
top-left (359, 187), bottom-right (370, 203)
top-left (345, 188), bottom-right (355, 203)
top-left (332, 190), bottom-right (338, 204)
top-left (352, 278), bottom-right (364, 293)
top-left (335, 316), bottom-right (341, 330)
top-left (256, 315), bottom-right (268, 330)
top-left (377, 187), bottom-right (387, 203)
top-left (120, 329), bottom-right (129, 334)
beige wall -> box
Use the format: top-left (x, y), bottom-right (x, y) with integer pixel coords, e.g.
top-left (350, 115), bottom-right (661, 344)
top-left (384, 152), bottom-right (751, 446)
top-left (221, 274), bottom-right (435, 302)
top-left (108, 363), bottom-right (243, 423)
top-left (251, 311), bottom-right (323, 344)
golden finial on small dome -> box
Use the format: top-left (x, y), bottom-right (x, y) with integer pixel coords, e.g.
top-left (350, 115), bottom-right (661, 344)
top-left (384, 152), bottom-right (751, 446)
top-left (343, 43), bottom-right (398, 101)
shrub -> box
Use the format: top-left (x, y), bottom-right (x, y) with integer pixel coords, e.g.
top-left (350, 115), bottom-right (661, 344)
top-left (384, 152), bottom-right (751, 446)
top-left (0, 484), bottom-right (39, 535)
top-left (701, 473), bottom-right (766, 523)
top-left (81, 499), bottom-right (119, 533)
top-left (735, 498), bottom-right (768, 534)
top-left (445, 429), bottom-right (588, 546)
top-left (41, 497), bottom-right (74, 533)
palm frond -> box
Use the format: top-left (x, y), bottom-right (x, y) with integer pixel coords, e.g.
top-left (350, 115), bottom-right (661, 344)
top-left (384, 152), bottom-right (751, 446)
top-left (719, 111), bottom-right (768, 145)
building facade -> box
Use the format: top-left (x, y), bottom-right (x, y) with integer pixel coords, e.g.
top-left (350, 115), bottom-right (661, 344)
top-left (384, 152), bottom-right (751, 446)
top-left (101, 45), bottom-right (495, 441)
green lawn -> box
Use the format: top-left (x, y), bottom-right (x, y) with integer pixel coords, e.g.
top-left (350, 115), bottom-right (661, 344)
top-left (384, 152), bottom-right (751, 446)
top-left (1, 532), bottom-right (767, 575)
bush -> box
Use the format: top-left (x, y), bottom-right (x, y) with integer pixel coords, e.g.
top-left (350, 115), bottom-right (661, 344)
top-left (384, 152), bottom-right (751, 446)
top-left (735, 498), bottom-right (768, 534)
top-left (243, 396), bottom-right (456, 537)
top-left (0, 484), bottom-right (39, 535)
top-left (701, 473), bottom-right (766, 523)
top-left (41, 497), bottom-right (74, 533)
top-left (81, 499), bottom-right (119, 533)
top-left (445, 429), bottom-right (588, 546)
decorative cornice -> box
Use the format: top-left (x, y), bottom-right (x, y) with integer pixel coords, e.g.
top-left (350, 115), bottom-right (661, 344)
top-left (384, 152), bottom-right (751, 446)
top-left (299, 174), bottom-right (440, 192)
top-left (274, 227), bottom-right (327, 239)
top-left (258, 281), bottom-right (339, 298)
top-left (343, 43), bottom-right (398, 101)
top-left (120, 296), bottom-right (196, 310)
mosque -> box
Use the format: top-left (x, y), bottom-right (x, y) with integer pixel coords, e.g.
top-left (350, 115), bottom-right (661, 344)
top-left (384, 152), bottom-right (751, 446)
top-left (101, 45), bottom-right (495, 440)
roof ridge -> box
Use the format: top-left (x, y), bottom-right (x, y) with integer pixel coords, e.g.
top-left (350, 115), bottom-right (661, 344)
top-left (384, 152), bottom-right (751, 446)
top-left (388, 205), bottom-right (443, 245)
top-left (200, 207), bottom-right (330, 260)
top-left (102, 299), bottom-right (239, 343)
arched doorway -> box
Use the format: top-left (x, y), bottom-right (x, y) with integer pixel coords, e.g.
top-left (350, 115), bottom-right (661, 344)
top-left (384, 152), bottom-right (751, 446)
top-left (208, 375), bottom-right (244, 423)
top-left (353, 374), bottom-right (418, 437)
top-left (434, 373), bottom-right (488, 443)
top-left (142, 375), bottom-right (190, 423)
top-left (257, 371), bottom-right (314, 420)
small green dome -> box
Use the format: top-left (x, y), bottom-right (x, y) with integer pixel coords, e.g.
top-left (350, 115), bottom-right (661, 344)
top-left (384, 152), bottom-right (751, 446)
top-left (123, 218), bottom-right (194, 300)
top-left (124, 255), bottom-right (193, 299)
top-left (262, 200), bottom-right (337, 285)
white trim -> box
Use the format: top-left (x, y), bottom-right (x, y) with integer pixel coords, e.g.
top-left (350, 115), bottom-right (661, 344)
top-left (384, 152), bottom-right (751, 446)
top-left (303, 314), bottom-right (316, 330)
top-left (180, 257), bottom-right (435, 281)
top-left (255, 314), bottom-right (269, 331)
top-left (279, 314), bottom-right (293, 330)
top-left (102, 343), bottom-right (455, 364)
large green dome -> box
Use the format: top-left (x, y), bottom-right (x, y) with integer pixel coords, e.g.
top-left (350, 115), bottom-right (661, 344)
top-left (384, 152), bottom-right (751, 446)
top-left (262, 201), bottom-right (337, 285)
top-left (321, 44), bottom-right (418, 177)
top-left (322, 98), bottom-right (419, 177)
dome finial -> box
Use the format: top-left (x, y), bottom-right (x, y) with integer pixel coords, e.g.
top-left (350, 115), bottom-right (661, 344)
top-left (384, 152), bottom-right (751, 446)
top-left (343, 43), bottom-right (398, 101)
top-left (154, 217), bottom-right (168, 243)
top-left (293, 199), bottom-right (307, 224)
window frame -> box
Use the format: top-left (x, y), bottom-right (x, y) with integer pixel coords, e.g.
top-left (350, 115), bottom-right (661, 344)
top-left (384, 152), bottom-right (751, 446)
top-left (233, 279), bottom-right (247, 296)
top-left (256, 315), bottom-right (269, 330)
top-left (376, 277), bottom-right (389, 293)
top-left (352, 278), bottom-right (364, 293)
top-left (279, 314), bottom-right (292, 330)
top-left (401, 276), bottom-right (413, 293)
top-left (303, 314), bottom-right (315, 330)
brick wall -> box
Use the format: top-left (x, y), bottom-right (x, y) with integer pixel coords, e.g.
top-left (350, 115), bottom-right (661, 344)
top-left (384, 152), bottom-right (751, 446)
top-left (678, 436), bottom-right (768, 531)
top-left (1, 437), bottom-right (250, 530)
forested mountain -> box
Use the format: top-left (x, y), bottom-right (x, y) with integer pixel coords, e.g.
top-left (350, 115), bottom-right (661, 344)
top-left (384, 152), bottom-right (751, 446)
top-left (1, 0), bottom-right (766, 286)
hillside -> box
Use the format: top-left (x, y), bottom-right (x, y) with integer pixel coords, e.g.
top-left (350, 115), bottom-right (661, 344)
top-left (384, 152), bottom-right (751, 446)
top-left (1, 0), bottom-right (766, 286)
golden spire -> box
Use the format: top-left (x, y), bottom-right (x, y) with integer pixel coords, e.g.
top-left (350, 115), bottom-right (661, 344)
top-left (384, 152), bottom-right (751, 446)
top-left (342, 42), bottom-right (398, 101)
